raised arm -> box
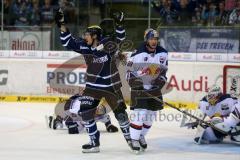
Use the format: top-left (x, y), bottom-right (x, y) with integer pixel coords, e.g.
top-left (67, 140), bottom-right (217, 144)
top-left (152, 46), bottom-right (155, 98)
top-left (110, 10), bottom-right (126, 43)
top-left (55, 9), bottom-right (90, 54)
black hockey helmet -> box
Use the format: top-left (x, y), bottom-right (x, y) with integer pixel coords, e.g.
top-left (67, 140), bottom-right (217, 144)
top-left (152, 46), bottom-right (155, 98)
top-left (85, 25), bottom-right (103, 40)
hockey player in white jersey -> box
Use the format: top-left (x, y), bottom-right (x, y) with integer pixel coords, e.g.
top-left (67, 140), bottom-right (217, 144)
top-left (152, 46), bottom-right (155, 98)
top-left (47, 94), bottom-right (118, 134)
top-left (186, 85), bottom-right (240, 144)
top-left (126, 28), bottom-right (168, 153)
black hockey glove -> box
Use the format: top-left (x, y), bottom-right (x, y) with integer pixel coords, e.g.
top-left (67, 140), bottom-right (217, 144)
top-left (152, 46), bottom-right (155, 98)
top-left (106, 124), bottom-right (119, 133)
top-left (110, 9), bottom-right (124, 26)
top-left (55, 8), bottom-right (65, 28)
top-left (152, 76), bottom-right (167, 89)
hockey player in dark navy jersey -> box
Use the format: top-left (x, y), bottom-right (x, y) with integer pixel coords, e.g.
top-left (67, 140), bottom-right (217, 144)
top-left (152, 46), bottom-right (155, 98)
top-left (126, 28), bottom-right (168, 154)
top-left (55, 9), bottom-right (130, 153)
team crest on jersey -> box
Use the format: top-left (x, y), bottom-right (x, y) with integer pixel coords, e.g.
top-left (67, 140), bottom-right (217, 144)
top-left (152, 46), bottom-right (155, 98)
top-left (144, 57), bottom-right (148, 61)
top-left (221, 104), bottom-right (229, 110)
top-left (148, 64), bottom-right (160, 76)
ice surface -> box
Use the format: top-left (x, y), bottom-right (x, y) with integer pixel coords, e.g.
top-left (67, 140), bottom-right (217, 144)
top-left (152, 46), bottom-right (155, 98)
top-left (0, 102), bottom-right (239, 160)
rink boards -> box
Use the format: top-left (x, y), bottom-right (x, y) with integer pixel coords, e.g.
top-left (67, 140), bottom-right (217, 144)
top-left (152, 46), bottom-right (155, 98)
top-left (0, 55), bottom-right (238, 109)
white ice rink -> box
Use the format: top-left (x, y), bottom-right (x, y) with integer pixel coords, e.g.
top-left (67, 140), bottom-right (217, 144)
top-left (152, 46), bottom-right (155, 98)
top-left (0, 102), bottom-right (239, 160)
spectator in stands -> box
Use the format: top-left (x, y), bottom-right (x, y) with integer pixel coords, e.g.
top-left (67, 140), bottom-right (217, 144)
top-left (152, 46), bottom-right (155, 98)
top-left (58, 0), bottom-right (76, 24)
top-left (0, 0), bottom-right (12, 26)
top-left (229, 0), bottom-right (240, 24)
top-left (192, 7), bottom-right (204, 26)
top-left (225, 0), bottom-right (237, 11)
top-left (152, 0), bottom-right (179, 25)
top-left (40, 0), bottom-right (55, 26)
top-left (30, 0), bottom-right (41, 26)
top-left (12, 0), bottom-right (32, 27)
top-left (177, 0), bottom-right (193, 25)
top-left (216, 1), bottom-right (229, 25)
top-left (201, 1), bottom-right (218, 26)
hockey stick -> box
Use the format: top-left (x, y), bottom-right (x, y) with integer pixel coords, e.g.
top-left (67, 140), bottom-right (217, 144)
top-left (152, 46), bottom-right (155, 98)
top-left (144, 92), bottom-right (237, 136)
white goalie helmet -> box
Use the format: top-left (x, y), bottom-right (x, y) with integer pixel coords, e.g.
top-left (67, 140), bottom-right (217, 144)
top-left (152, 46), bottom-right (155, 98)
top-left (207, 85), bottom-right (222, 105)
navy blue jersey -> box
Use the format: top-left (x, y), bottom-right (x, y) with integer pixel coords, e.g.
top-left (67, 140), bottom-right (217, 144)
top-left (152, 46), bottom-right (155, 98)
top-left (60, 26), bottom-right (126, 91)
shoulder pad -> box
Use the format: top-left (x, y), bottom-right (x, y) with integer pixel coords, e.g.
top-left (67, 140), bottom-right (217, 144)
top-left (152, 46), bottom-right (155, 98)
top-left (131, 44), bottom-right (145, 57)
top-left (217, 94), bottom-right (232, 103)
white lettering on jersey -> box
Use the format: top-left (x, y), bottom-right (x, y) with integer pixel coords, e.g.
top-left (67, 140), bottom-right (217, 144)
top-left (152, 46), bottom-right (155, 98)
top-left (93, 55), bottom-right (108, 63)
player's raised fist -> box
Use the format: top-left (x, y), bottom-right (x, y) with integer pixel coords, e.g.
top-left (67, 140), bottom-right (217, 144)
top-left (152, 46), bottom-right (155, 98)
top-left (55, 8), bottom-right (65, 28)
top-left (110, 9), bottom-right (124, 25)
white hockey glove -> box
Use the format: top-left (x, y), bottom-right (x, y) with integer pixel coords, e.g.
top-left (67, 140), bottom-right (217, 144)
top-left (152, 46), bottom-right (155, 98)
top-left (214, 113), bottom-right (240, 133)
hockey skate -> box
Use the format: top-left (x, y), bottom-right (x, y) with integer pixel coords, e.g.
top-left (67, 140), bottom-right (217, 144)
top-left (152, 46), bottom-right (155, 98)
top-left (82, 141), bottom-right (100, 153)
top-left (131, 140), bottom-right (141, 154)
top-left (139, 135), bottom-right (147, 151)
top-left (45, 115), bottom-right (63, 129)
top-left (194, 136), bottom-right (210, 144)
top-left (123, 135), bottom-right (133, 150)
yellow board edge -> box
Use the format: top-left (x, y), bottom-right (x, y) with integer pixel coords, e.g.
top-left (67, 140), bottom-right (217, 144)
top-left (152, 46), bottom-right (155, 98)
top-left (0, 95), bottom-right (198, 110)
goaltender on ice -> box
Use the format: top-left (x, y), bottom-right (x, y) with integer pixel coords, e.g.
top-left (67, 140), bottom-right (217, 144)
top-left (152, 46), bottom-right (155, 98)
top-left (185, 85), bottom-right (240, 144)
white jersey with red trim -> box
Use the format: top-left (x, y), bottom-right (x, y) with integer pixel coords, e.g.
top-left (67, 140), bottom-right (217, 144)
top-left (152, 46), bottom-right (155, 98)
top-left (126, 44), bottom-right (168, 90)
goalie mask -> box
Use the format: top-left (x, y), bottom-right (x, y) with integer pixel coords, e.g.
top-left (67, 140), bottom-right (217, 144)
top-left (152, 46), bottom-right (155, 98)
top-left (207, 85), bottom-right (222, 106)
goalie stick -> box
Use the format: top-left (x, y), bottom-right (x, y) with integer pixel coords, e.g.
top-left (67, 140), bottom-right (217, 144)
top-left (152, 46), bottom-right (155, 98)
top-left (144, 92), bottom-right (240, 136)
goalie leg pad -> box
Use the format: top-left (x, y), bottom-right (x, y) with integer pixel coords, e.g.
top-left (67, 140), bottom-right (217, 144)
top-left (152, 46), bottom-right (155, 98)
top-left (194, 126), bottom-right (223, 144)
top-left (204, 127), bottom-right (224, 142)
